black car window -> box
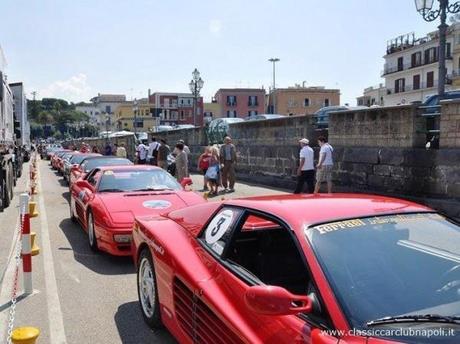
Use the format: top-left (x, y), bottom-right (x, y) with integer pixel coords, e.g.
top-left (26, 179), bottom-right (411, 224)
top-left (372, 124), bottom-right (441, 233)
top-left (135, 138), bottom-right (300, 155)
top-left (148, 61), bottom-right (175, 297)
top-left (225, 212), bottom-right (310, 295)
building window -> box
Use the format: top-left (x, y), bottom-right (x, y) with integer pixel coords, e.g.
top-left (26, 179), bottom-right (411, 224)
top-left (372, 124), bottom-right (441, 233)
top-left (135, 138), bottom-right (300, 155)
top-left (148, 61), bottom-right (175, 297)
top-left (248, 110), bottom-right (258, 116)
top-left (304, 98), bottom-right (310, 107)
top-left (248, 96), bottom-right (258, 106)
top-left (427, 71), bottom-right (434, 88)
top-left (180, 110), bottom-right (184, 120)
top-left (105, 105), bottom-right (111, 113)
top-left (411, 51), bottom-right (422, 67)
top-left (227, 96), bottom-right (237, 106)
top-left (424, 47), bottom-right (438, 64)
top-left (188, 99), bottom-right (191, 105)
top-left (226, 110), bottom-right (237, 118)
top-left (395, 78), bottom-right (405, 93)
top-left (413, 74), bottom-right (421, 90)
top-left (324, 98), bottom-right (330, 107)
top-left (447, 42), bottom-right (452, 58)
top-left (397, 57), bottom-right (404, 71)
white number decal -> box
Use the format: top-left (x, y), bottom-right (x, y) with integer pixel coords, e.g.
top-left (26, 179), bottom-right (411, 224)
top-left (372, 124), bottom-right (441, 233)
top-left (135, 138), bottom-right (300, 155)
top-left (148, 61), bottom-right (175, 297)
top-left (205, 209), bottom-right (234, 245)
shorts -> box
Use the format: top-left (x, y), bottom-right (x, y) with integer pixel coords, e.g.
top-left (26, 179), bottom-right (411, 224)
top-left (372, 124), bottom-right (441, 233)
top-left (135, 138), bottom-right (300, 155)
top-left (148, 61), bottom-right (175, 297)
top-left (316, 165), bottom-right (333, 183)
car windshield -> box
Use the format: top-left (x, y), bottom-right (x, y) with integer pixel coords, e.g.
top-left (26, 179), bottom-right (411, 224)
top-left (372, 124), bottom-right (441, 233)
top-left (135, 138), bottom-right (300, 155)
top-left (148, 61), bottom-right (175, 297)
top-left (81, 158), bottom-right (133, 173)
top-left (70, 154), bottom-right (97, 165)
top-left (97, 169), bottom-right (181, 192)
top-left (306, 213), bottom-right (460, 333)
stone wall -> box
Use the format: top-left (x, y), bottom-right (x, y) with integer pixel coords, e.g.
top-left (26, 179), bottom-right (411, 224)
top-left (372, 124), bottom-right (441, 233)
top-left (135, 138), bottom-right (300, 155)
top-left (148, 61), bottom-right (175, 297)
top-left (440, 99), bottom-right (460, 148)
top-left (67, 105), bottom-right (460, 218)
top-left (328, 105), bottom-right (426, 148)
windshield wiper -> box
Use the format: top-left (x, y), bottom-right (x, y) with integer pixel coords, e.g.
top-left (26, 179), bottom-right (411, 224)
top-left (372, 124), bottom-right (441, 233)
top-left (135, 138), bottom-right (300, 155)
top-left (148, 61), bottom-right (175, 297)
top-left (130, 187), bottom-right (173, 192)
top-left (98, 188), bottom-right (125, 193)
top-left (367, 314), bottom-right (460, 327)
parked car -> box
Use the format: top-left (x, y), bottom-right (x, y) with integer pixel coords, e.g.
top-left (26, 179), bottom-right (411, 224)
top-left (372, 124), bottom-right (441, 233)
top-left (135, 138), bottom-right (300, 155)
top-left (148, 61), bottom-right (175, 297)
top-left (68, 156), bottom-right (133, 189)
top-left (245, 114), bottom-right (285, 121)
top-left (154, 125), bottom-right (175, 132)
top-left (132, 194), bottom-right (460, 343)
top-left (312, 106), bottom-right (349, 129)
top-left (70, 165), bottom-right (203, 256)
top-left (63, 153), bottom-right (101, 182)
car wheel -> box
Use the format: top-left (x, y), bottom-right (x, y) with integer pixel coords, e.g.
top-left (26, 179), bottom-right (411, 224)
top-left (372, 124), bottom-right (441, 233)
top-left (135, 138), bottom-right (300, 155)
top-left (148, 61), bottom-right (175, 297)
top-left (69, 197), bottom-right (77, 223)
top-left (137, 248), bottom-right (162, 329)
top-left (87, 211), bottom-right (99, 252)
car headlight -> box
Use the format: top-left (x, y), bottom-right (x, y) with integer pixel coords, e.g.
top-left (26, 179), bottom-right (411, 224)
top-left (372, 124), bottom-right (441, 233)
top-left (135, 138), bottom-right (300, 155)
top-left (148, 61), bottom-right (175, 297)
top-left (113, 234), bottom-right (132, 243)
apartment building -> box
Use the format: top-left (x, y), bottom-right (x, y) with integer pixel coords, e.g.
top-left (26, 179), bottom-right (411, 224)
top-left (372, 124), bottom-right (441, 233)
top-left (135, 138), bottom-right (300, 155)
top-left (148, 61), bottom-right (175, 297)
top-left (383, 26), bottom-right (460, 105)
top-left (148, 92), bottom-right (204, 126)
top-left (214, 88), bottom-right (266, 118)
top-left (356, 84), bottom-right (386, 106)
top-left (114, 103), bottom-right (157, 131)
top-left (268, 86), bottom-right (340, 115)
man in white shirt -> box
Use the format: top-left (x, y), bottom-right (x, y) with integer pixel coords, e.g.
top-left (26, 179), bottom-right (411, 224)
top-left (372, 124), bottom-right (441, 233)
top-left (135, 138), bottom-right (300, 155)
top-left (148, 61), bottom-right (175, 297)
top-left (136, 140), bottom-right (148, 164)
top-left (294, 138), bottom-right (315, 194)
top-left (314, 136), bottom-right (334, 194)
top-left (147, 137), bottom-right (160, 165)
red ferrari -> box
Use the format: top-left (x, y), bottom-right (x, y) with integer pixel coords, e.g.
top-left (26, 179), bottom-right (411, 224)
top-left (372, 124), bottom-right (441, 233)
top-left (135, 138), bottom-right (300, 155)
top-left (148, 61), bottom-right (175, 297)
top-left (70, 165), bottom-right (205, 256)
top-left (132, 194), bottom-right (460, 343)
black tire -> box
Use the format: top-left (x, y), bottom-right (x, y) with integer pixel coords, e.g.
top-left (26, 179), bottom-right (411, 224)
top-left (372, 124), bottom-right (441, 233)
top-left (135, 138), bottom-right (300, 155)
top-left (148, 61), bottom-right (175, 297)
top-left (137, 248), bottom-right (163, 329)
top-left (69, 197), bottom-right (77, 223)
top-left (2, 178), bottom-right (9, 209)
top-left (87, 211), bottom-right (99, 252)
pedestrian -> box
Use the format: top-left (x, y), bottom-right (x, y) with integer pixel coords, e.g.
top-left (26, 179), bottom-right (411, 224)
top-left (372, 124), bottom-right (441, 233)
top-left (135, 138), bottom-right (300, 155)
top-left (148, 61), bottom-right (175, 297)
top-left (174, 143), bottom-right (188, 182)
top-left (157, 139), bottom-right (170, 170)
top-left (178, 139), bottom-right (190, 156)
top-left (136, 140), bottom-right (148, 164)
top-left (314, 136), bottom-right (334, 194)
top-left (147, 137), bottom-right (160, 165)
top-left (294, 138), bottom-right (315, 194)
top-left (116, 143), bottom-right (127, 159)
top-left (104, 142), bottom-right (113, 156)
top-left (197, 146), bottom-right (212, 191)
top-left (80, 142), bottom-right (90, 153)
top-left (206, 146), bottom-right (220, 196)
top-left (92, 145), bottom-right (99, 153)
top-left (219, 136), bottom-right (237, 193)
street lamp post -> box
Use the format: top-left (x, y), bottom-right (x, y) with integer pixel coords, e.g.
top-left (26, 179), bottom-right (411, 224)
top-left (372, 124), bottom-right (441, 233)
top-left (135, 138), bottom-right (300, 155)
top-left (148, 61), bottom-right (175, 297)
top-left (415, 0), bottom-right (460, 97)
top-left (105, 114), bottom-right (110, 144)
top-left (268, 58), bottom-right (280, 114)
top-left (133, 98), bottom-right (138, 136)
top-left (189, 68), bottom-right (204, 127)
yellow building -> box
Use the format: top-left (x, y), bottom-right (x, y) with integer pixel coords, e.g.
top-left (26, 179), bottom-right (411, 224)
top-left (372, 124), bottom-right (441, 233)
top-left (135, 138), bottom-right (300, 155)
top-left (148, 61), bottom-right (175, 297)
top-left (114, 103), bottom-right (158, 131)
top-left (203, 101), bottom-right (221, 119)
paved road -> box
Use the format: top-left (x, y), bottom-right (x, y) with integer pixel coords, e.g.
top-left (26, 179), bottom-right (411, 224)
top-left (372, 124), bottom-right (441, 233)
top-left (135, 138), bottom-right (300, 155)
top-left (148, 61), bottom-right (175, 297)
top-left (0, 159), bottom-right (287, 344)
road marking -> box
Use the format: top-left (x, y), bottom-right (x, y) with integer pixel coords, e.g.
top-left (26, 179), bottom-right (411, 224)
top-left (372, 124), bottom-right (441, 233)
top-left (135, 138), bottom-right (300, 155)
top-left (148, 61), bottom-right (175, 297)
top-left (38, 163), bottom-right (68, 343)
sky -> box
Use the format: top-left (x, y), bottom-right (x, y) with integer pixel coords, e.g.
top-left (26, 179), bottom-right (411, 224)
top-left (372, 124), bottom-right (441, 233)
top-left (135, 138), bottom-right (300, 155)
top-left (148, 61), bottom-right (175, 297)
top-left (0, 0), bottom-right (443, 105)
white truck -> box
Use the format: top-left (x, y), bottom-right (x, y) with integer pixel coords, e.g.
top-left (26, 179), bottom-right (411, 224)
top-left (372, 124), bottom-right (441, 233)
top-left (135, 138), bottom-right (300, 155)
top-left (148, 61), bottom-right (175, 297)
top-left (0, 68), bottom-right (16, 211)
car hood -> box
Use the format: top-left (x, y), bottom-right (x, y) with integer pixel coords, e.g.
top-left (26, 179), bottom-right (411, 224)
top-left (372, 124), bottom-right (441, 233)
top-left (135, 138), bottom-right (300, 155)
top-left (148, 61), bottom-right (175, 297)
top-left (98, 191), bottom-right (202, 225)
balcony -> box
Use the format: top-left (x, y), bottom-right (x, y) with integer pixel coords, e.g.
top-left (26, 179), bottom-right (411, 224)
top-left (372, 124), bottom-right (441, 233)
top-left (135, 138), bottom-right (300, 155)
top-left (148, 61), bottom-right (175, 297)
top-left (386, 78), bottom-right (452, 94)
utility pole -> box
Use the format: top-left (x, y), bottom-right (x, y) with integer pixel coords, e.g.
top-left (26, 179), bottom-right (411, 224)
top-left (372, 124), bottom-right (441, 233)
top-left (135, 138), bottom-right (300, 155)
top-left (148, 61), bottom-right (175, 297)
top-left (268, 58), bottom-right (280, 114)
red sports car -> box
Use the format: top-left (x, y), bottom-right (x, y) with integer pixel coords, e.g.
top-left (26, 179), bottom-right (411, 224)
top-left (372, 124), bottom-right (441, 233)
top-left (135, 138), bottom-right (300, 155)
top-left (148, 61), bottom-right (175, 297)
top-left (70, 165), bottom-right (205, 256)
top-left (132, 194), bottom-right (460, 343)
top-left (68, 156), bottom-right (133, 189)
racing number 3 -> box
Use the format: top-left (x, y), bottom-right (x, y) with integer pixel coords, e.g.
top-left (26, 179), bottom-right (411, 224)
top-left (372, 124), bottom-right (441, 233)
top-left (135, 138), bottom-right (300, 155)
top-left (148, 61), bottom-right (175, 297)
top-left (205, 209), bottom-right (234, 245)
top-left (211, 217), bottom-right (226, 236)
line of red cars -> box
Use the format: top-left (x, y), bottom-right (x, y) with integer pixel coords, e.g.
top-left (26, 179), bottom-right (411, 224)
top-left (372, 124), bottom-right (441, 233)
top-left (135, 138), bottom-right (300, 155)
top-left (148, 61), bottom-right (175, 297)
top-left (46, 149), bottom-right (460, 343)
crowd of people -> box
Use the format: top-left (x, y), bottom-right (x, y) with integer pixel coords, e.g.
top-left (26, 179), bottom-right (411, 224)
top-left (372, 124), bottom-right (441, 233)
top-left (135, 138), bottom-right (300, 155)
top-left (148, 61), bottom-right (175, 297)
top-left (73, 134), bottom-right (334, 196)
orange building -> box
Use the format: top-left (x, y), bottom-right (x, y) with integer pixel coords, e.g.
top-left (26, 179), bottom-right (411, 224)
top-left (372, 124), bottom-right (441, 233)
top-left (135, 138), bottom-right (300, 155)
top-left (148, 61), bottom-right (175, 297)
top-left (268, 86), bottom-right (340, 115)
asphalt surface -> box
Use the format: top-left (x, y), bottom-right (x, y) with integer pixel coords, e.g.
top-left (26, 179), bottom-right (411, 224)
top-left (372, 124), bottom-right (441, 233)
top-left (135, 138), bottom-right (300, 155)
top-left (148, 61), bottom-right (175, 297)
top-left (0, 159), bottom-right (287, 344)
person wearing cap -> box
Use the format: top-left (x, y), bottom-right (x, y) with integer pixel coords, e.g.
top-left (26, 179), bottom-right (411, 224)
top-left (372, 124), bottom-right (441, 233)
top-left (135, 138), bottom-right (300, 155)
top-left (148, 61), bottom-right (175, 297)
top-left (294, 138), bottom-right (315, 194)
